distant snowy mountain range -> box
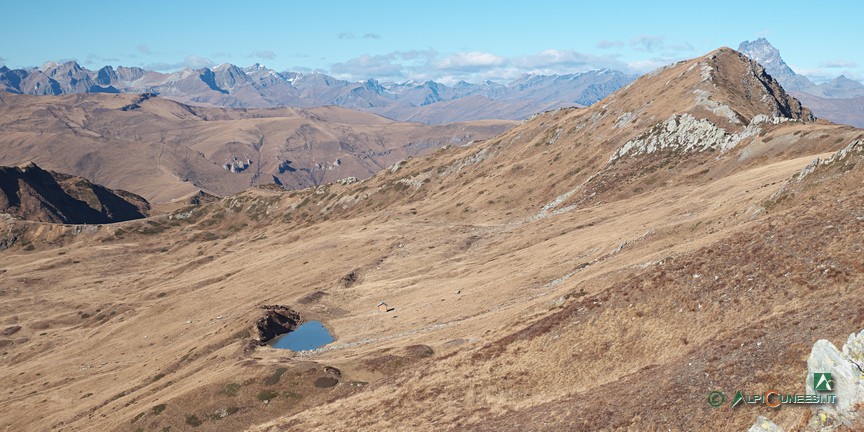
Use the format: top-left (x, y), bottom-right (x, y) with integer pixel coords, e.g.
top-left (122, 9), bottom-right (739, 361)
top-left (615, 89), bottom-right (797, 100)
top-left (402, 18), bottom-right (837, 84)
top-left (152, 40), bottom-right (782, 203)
top-left (0, 61), bottom-right (633, 124)
top-left (2, 39), bottom-right (861, 126)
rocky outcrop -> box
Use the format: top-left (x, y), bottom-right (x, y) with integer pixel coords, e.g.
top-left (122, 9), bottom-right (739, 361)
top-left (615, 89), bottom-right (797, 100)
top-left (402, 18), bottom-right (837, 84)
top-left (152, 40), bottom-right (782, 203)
top-left (0, 162), bottom-right (149, 224)
top-left (795, 139), bottom-right (863, 182)
top-left (806, 329), bottom-right (864, 429)
top-left (224, 156), bottom-right (252, 173)
top-left (252, 305), bottom-right (302, 344)
top-left (747, 416), bottom-right (784, 432)
top-left (610, 113), bottom-right (763, 161)
top-left (746, 328), bottom-right (864, 431)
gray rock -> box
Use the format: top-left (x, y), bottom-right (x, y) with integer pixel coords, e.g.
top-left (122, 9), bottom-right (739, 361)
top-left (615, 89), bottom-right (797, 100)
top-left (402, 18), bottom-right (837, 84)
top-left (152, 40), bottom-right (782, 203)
top-left (747, 416), bottom-right (784, 432)
top-left (806, 329), bottom-right (864, 427)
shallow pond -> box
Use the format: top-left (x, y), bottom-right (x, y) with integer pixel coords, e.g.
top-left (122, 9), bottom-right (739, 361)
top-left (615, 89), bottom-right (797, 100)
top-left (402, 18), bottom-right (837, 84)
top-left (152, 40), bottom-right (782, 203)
top-left (268, 321), bottom-right (334, 351)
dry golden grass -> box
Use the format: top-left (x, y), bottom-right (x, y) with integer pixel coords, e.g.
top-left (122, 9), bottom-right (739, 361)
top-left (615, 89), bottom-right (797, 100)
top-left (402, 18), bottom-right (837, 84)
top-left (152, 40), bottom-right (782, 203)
top-left (1, 48), bottom-right (863, 431)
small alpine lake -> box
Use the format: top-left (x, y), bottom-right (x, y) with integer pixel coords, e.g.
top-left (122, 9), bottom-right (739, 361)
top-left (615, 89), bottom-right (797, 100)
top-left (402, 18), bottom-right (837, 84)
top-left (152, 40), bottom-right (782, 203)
top-left (268, 321), bottom-right (334, 351)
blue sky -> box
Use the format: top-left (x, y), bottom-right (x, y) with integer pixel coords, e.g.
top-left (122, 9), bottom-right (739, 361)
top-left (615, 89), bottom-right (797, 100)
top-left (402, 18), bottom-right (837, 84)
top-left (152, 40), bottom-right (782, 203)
top-left (1, 0), bottom-right (860, 84)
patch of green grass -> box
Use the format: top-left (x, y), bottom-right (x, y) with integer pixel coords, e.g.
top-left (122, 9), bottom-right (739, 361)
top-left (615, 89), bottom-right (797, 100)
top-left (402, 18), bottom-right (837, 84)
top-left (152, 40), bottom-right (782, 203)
top-left (185, 414), bottom-right (203, 427)
top-left (152, 403), bottom-right (167, 415)
top-left (220, 383), bottom-right (241, 396)
top-left (153, 373), bottom-right (165, 382)
top-left (257, 390), bottom-right (279, 401)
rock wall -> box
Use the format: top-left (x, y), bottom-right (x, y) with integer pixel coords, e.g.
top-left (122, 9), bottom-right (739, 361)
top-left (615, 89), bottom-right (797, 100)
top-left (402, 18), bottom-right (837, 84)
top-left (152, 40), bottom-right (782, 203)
top-left (252, 305), bottom-right (303, 344)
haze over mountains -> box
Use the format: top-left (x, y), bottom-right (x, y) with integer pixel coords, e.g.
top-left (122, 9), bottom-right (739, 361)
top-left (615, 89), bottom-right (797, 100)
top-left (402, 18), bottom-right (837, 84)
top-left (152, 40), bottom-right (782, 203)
top-left (3, 45), bottom-right (864, 431)
top-left (0, 61), bottom-right (633, 124)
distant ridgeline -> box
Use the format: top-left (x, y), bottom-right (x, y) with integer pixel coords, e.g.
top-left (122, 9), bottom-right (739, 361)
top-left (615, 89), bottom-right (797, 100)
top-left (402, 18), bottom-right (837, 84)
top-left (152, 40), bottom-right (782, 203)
top-left (0, 61), bottom-right (634, 123)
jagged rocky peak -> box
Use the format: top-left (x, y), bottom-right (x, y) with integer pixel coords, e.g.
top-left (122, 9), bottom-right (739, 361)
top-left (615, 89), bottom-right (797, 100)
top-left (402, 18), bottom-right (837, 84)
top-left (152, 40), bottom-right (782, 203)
top-left (738, 38), bottom-right (783, 68)
top-left (600, 46), bottom-right (812, 132)
top-left (738, 38), bottom-right (814, 91)
top-left (700, 47), bottom-right (813, 122)
top-left (601, 48), bottom-right (814, 163)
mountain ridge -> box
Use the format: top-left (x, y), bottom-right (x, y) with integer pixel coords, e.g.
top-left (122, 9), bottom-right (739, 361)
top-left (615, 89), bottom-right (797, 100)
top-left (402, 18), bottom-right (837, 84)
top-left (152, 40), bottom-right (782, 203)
top-left (0, 91), bottom-right (514, 202)
top-left (0, 162), bottom-right (149, 224)
top-left (0, 61), bottom-right (634, 124)
top-left (739, 37), bottom-right (864, 127)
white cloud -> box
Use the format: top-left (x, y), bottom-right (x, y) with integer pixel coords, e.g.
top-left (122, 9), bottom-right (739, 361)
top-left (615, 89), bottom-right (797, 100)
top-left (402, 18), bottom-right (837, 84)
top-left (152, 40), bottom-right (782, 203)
top-left (250, 50), bottom-right (277, 60)
top-left (627, 59), bottom-right (668, 72)
top-left (435, 52), bottom-right (508, 70)
top-left (331, 54), bottom-right (406, 81)
top-left (328, 49), bottom-right (637, 84)
top-left (85, 53), bottom-right (120, 65)
top-left (631, 35), bottom-right (665, 52)
top-left (793, 65), bottom-right (864, 84)
top-left (137, 45), bottom-right (153, 55)
top-left (144, 55), bottom-right (214, 71)
top-left (597, 40), bottom-right (624, 49)
top-left (629, 35), bottom-right (694, 56)
top-left (820, 60), bottom-right (858, 69)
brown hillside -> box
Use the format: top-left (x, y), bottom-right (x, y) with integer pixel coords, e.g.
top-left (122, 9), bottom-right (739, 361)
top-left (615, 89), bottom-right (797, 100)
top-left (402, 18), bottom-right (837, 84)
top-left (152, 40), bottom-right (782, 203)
top-left (0, 162), bottom-right (148, 224)
top-left (0, 48), bottom-right (862, 432)
top-left (0, 91), bottom-right (514, 203)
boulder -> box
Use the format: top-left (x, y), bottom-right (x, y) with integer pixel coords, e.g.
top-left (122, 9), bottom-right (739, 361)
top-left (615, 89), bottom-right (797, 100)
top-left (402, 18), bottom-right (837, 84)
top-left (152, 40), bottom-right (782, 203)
top-left (747, 416), bottom-right (784, 432)
top-left (806, 329), bottom-right (864, 427)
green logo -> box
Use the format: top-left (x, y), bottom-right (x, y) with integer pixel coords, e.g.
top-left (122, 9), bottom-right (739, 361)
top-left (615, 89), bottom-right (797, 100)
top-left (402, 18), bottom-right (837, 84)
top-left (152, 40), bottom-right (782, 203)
top-left (707, 391), bottom-right (725, 407)
top-left (731, 390), bottom-right (745, 407)
top-left (814, 373), bottom-right (834, 392)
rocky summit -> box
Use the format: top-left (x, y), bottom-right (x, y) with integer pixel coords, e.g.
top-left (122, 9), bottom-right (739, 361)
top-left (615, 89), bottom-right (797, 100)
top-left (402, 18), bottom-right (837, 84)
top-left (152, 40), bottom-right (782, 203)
top-left (739, 38), bottom-right (864, 128)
